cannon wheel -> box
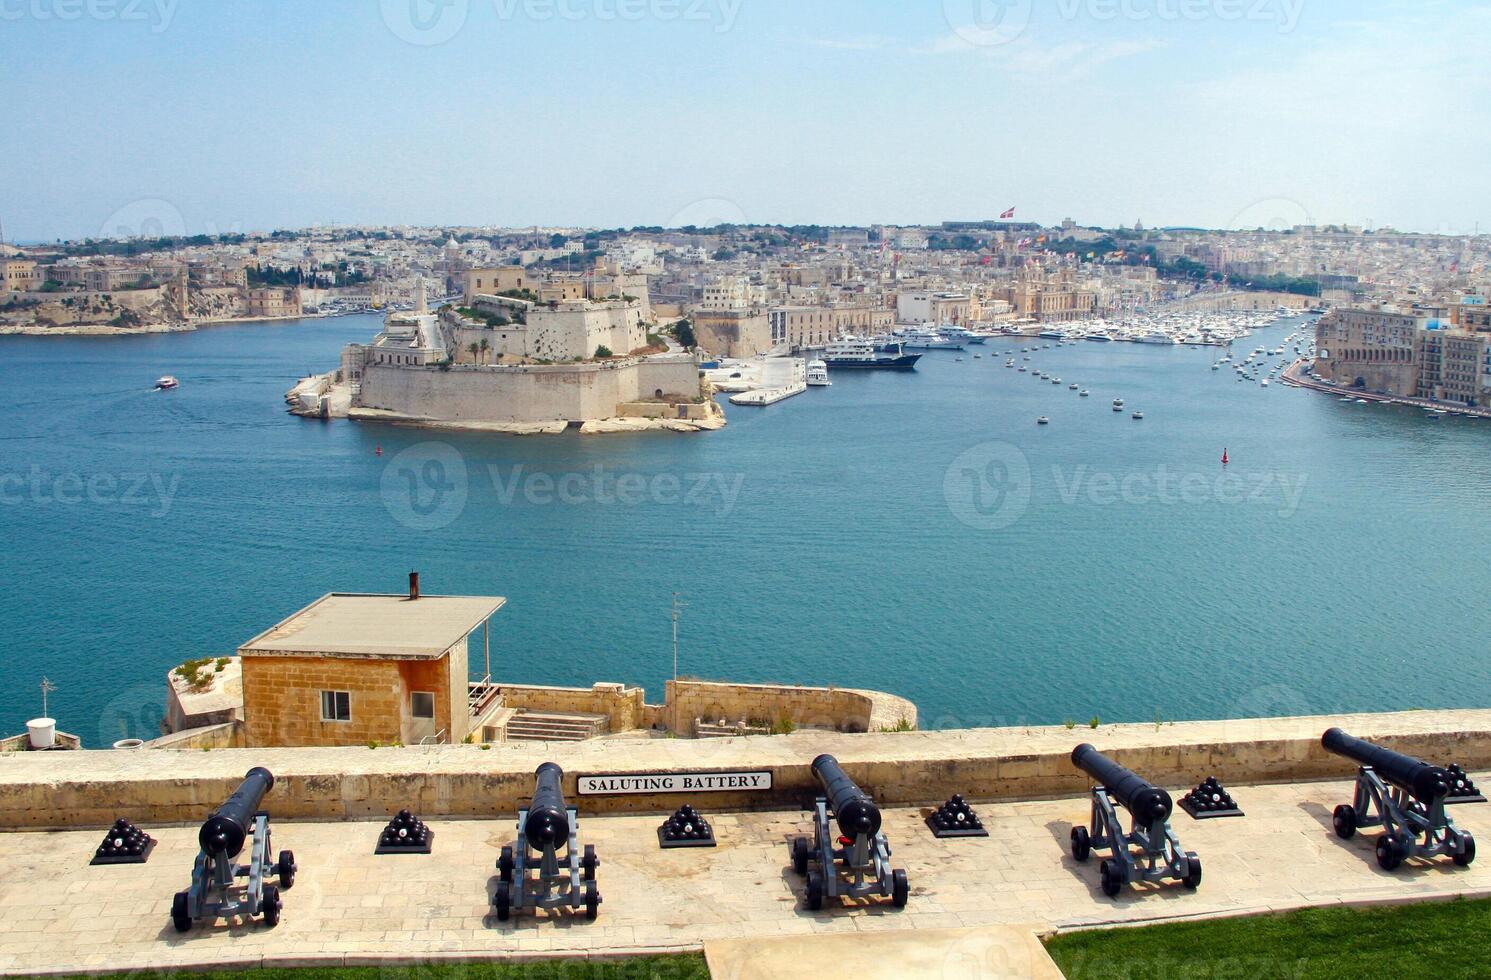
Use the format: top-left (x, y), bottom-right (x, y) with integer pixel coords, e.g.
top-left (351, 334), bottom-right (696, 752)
top-left (1332, 804), bottom-right (1357, 840)
top-left (1454, 834), bottom-right (1477, 867)
top-left (497, 846), bottom-right (514, 883)
top-left (891, 869), bottom-right (909, 908)
top-left (1375, 833), bottom-right (1408, 871)
top-left (805, 871), bottom-right (824, 911)
top-left (581, 844), bottom-right (599, 882)
top-left (1098, 860), bottom-right (1122, 898)
top-left (584, 881), bottom-right (600, 921)
top-left (494, 881), bottom-right (511, 921)
top-left (1070, 826), bottom-right (1091, 862)
top-left (277, 850), bottom-right (297, 889)
top-left (1182, 851), bottom-right (1202, 890)
top-left (791, 836), bottom-right (810, 876)
top-left (171, 891), bottom-right (192, 934)
top-left (261, 884), bottom-right (281, 928)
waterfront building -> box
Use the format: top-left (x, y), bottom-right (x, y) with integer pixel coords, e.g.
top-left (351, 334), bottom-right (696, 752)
top-left (245, 286), bottom-right (302, 319)
top-left (1315, 307), bottom-right (1425, 396)
top-left (0, 258), bottom-right (39, 292)
top-left (692, 308), bottom-right (772, 358)
top-left (767, 305), bottom-right (893, 348)
top-left (895, 291), bottom-right (972, 326)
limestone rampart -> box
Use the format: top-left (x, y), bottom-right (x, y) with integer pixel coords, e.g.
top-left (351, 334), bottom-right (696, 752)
top-left (1, 709), bottom-right (1486, 829)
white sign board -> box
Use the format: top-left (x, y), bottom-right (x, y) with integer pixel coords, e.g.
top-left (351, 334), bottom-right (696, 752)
top-left (577, 771), bottom-right (773, 796)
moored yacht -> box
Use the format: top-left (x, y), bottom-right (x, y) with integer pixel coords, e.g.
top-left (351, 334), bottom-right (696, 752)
top-left (822, 338), bottom-right (922, 370)
top-left (805, 360), bottom-right (831, 386)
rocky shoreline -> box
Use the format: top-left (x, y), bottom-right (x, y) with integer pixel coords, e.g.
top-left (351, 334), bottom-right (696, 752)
top-left (0, 313), bottom-right (312, 337)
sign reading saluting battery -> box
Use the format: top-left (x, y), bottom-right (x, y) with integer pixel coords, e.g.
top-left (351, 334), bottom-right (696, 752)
top-left (577, 771), bottom-right (773, 796)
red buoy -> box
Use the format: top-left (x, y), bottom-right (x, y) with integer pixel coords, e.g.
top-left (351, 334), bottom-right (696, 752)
top-left (375, 445), bottom-right (383, 457)
top-left (1221, 449), bottom-right (1229, 465)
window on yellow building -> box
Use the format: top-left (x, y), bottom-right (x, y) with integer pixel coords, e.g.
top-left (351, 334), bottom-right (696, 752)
top-left (320, 690), bottom-right (351, 722)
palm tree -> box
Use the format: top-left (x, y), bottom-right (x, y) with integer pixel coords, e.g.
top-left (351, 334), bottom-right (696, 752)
top-left (467, 342), bottom-right (480, 364)
top-left (479, 337), bottom-right (490, 365)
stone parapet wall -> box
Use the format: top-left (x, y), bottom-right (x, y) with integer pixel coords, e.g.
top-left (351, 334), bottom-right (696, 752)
top-left (496, 683), bottom-right (645, 732)
top-left (666, 680), bottom-right (917, 735)
top-left (2, 709), bottom-right (1488, 830)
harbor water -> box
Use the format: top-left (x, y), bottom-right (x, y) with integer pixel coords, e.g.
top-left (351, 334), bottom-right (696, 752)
top-left (3, 313), bottom-right (1491, 743)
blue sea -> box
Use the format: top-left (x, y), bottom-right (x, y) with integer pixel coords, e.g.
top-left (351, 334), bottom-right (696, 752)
top-left (3, 313), bottom-right (1489, 745)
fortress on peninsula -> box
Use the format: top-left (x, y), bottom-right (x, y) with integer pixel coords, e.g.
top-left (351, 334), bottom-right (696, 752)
top-left (289, 271), bottom-right (722, 434)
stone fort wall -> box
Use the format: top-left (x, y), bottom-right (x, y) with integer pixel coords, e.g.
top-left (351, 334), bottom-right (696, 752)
top-left (2, 709), bottom-right (1487, 829)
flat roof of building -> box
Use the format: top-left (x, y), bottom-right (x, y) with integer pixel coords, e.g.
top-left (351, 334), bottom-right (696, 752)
top-left (238, 593), bottom-right (506, 660)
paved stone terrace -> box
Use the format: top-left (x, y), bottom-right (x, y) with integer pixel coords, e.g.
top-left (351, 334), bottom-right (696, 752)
top-left (1, 777), bottom-right (1487, 976)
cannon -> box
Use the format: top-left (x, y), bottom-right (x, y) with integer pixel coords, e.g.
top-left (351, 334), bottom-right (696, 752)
top-left (1322, 728), bottom-right (1478, 870)
top-left (171, 767), bottom-right (296, 932)
top-left (788, 755), bottom-right (908, 910)
top-left (494, 763), bottom-right (600, 922)
top-left (1068, 744), bottom-right (1200, 897)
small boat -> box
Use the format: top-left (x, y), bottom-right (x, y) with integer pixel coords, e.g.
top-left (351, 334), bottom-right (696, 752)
top-left (1080, 389), bottom-right (1090, 397)
top-left (154, 375), bottom-right (179, 390)
top-left (1260, 380), bottom-right (1270, 387)
top-left (1037, 416), bottom-right (1050, 425)
top-left (1069, 384), bottom-right (1079, 390)
top-left (1132, 411), bottom-right (1144, 420)
top-left (805, 361), bottom-right (831, 387)
top-left (1355, 399), bottom-right (1369, 405)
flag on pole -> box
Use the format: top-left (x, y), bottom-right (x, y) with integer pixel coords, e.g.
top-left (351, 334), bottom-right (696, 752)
top-left (1000, 207), bottom-right (1016, 219)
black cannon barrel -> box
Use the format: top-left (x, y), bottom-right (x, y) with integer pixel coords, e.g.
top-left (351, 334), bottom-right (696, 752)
top-left (811, 754), bottom-right (882, 838)
top-left (1071, 744), bottom-right (1172, 824)
top-left (524, 762), bottom-right (569, 848)
top-left (198, 767), bottom-right (274, 857)
top-left (1322, 728), bottom-right (1449, 802)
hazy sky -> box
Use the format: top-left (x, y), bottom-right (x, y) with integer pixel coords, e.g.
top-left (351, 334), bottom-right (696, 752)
top-left (3, 0), bottom-right (1488, 240)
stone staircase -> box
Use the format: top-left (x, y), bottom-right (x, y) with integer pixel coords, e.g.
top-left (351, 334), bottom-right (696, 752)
top-left (503, 710), bottom-right (610, 743)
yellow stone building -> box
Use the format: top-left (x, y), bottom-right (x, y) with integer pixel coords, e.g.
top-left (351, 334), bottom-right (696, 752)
top-left (237, 580), bottom-right (505, 748)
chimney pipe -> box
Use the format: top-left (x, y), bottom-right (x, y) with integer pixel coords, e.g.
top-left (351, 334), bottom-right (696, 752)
top-left (409, 571), bottom-right (420, 601)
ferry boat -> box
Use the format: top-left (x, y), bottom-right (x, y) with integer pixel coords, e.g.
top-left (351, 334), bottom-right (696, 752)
top-left (154, 376), bottom-right (180, 390)
top-left (822, 339), bottom-right (922, 371)
top-left (805, 360), bottom-right (831, 387)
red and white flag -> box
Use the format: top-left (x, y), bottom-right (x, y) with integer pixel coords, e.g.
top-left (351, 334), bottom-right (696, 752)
top-left (1000, 207), bottom-right (1016, 219)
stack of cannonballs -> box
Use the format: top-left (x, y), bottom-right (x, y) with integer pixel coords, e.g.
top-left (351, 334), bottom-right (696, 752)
top-left (658, 804), bottom-right (715, 848)
top-left (375, 809), bottom-right (434, 854)
top-left (1446, 765), bottom-right (1486, 803)
top-left (925, 795), bottom-right (988, 838)
top-left (1179, 777), bottom-right (1244, 819)
top-left (91, 818), bottom-right (156, 865)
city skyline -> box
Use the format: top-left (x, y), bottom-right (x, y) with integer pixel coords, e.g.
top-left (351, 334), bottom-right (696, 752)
top-left (2, 0), bottom-right (1488, 240)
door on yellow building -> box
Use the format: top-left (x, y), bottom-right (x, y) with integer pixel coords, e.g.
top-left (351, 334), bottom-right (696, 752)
top-left (409, 691), bottom-right (438, 744)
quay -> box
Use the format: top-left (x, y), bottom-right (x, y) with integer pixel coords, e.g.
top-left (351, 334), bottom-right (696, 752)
top-left (1281, 358), bottom-right (1491, 419)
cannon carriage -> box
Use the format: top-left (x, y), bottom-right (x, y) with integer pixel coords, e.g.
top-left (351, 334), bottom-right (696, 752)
top-left (788, 754), bottom-right (909, 910)
top-left (494, 763), bottom-right (601, 921)
top-left (1068, 744), bottom-right (1200, 897)
top-left (1323, 728), bottom-right (1479, 870)
top-left (171, 767), bottom-right (297, 932)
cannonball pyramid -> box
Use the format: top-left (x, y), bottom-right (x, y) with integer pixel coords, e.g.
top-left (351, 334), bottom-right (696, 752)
top-left (658, 804), bottom-right (716, 848)
top-left (91, 817), bottom-right (156, 865)
top-left (925, 794), bottom-right (989, 838)
top-left (375, 809), bottom-right (435, 854)
top-left (1179, 777), bottom-right (1244, 819)
top-left (1445, 765), bottom-right (1488, 804)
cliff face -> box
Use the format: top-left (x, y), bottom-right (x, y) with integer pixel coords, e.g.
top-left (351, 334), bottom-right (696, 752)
top-left (1, 286), bottom-right (185, 331)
